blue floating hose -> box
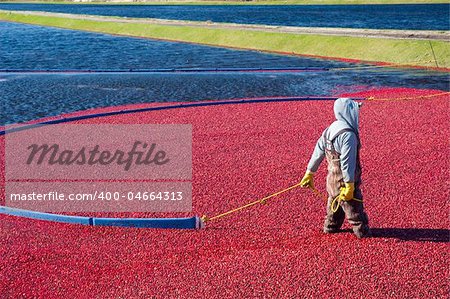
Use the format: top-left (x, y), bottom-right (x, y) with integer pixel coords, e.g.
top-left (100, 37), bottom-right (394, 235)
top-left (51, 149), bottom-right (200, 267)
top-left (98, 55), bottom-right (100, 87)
top-left (0, 96), bottom-right (365, 136)
top-left (0, 206), bottom-right (204, 229)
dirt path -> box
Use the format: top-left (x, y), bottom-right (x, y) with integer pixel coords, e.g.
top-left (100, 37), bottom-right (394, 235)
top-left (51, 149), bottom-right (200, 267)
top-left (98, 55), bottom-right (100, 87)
top-left (3, 9), bottom-right (449, 41)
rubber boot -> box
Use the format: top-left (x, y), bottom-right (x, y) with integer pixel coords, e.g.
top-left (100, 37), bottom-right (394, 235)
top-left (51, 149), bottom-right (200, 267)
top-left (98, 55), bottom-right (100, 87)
top-left (341, 200), bottom-right (371, 238)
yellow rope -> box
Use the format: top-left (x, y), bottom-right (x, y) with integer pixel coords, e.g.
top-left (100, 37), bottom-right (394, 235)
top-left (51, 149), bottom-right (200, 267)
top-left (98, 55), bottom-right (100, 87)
top-left (366, 91), bottom-right (450, 102)
top-left (330, 195), bottom-right (363, 213)
top-left (310, 186), bottom-right (328, 201)
top-left (201, 182), bottom-right (302, 223)
top-left (310, 187), bottom-right (363, 213)
top-left (200, 182), bottom-right (367, 223)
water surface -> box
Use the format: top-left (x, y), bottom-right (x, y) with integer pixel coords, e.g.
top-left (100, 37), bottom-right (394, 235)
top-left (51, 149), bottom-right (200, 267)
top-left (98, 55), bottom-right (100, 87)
top-left (0, 3), bottom-right (448, 30)
top-left (1, 22), bottom-right (448, 125)
top-left (0, 22), bottom-right (349, 70)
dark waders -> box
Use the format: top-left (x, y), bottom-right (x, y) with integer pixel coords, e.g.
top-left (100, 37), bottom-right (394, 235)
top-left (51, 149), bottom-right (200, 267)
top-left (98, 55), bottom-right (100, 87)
top-left (323, 129), bottom-right (370, 238)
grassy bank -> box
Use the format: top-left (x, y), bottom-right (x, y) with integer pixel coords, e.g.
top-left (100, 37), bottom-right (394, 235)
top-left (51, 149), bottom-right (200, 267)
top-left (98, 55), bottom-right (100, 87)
top-left (1, 0), bottom-right (449, 5)
top-left (0, 10), bottom-right (449, 68)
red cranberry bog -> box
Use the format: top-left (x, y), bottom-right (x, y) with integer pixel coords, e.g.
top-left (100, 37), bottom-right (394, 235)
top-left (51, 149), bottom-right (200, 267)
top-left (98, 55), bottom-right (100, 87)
top-left (0, 84), bottom-right (448, 297)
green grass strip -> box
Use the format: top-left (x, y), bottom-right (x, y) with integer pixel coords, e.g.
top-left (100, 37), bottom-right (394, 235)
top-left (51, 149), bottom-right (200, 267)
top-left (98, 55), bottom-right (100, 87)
top-left (0, 10), bottom-right (449, 68)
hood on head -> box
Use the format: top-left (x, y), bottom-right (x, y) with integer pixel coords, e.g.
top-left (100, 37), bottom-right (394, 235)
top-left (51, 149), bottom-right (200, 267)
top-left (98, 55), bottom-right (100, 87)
top-left (334, 98), bottom-right (361, 132)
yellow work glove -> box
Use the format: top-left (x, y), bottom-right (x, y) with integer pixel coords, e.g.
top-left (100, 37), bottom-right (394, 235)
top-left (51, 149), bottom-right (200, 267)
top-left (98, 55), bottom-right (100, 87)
top-left (300, 170), bottom-right (314, 189)
top-left (339, 182), bottom-right (355, 201)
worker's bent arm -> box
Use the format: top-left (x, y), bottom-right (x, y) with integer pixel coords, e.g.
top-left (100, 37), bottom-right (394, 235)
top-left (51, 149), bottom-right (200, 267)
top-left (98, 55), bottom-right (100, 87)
top-left (307, 135), bottom-right (325, 173)
top-left (337, 131), bottom-right (358, 182)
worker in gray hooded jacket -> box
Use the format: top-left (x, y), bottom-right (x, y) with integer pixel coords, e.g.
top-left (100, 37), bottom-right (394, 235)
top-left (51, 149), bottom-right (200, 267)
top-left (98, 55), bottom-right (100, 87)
top-left (300, 98), bottom-right (370, 238)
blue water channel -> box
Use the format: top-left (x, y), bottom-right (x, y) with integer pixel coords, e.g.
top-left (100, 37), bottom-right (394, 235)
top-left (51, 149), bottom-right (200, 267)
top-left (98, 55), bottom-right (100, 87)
top-left (0, 3), bottom-right (449, 30)
top-left (1, 22), bottom-right (448, 125)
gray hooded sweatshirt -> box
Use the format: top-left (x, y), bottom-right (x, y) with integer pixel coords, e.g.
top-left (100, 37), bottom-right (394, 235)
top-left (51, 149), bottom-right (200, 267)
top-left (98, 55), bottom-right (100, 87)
top-left (306, 98), bottom-right (360, 183)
